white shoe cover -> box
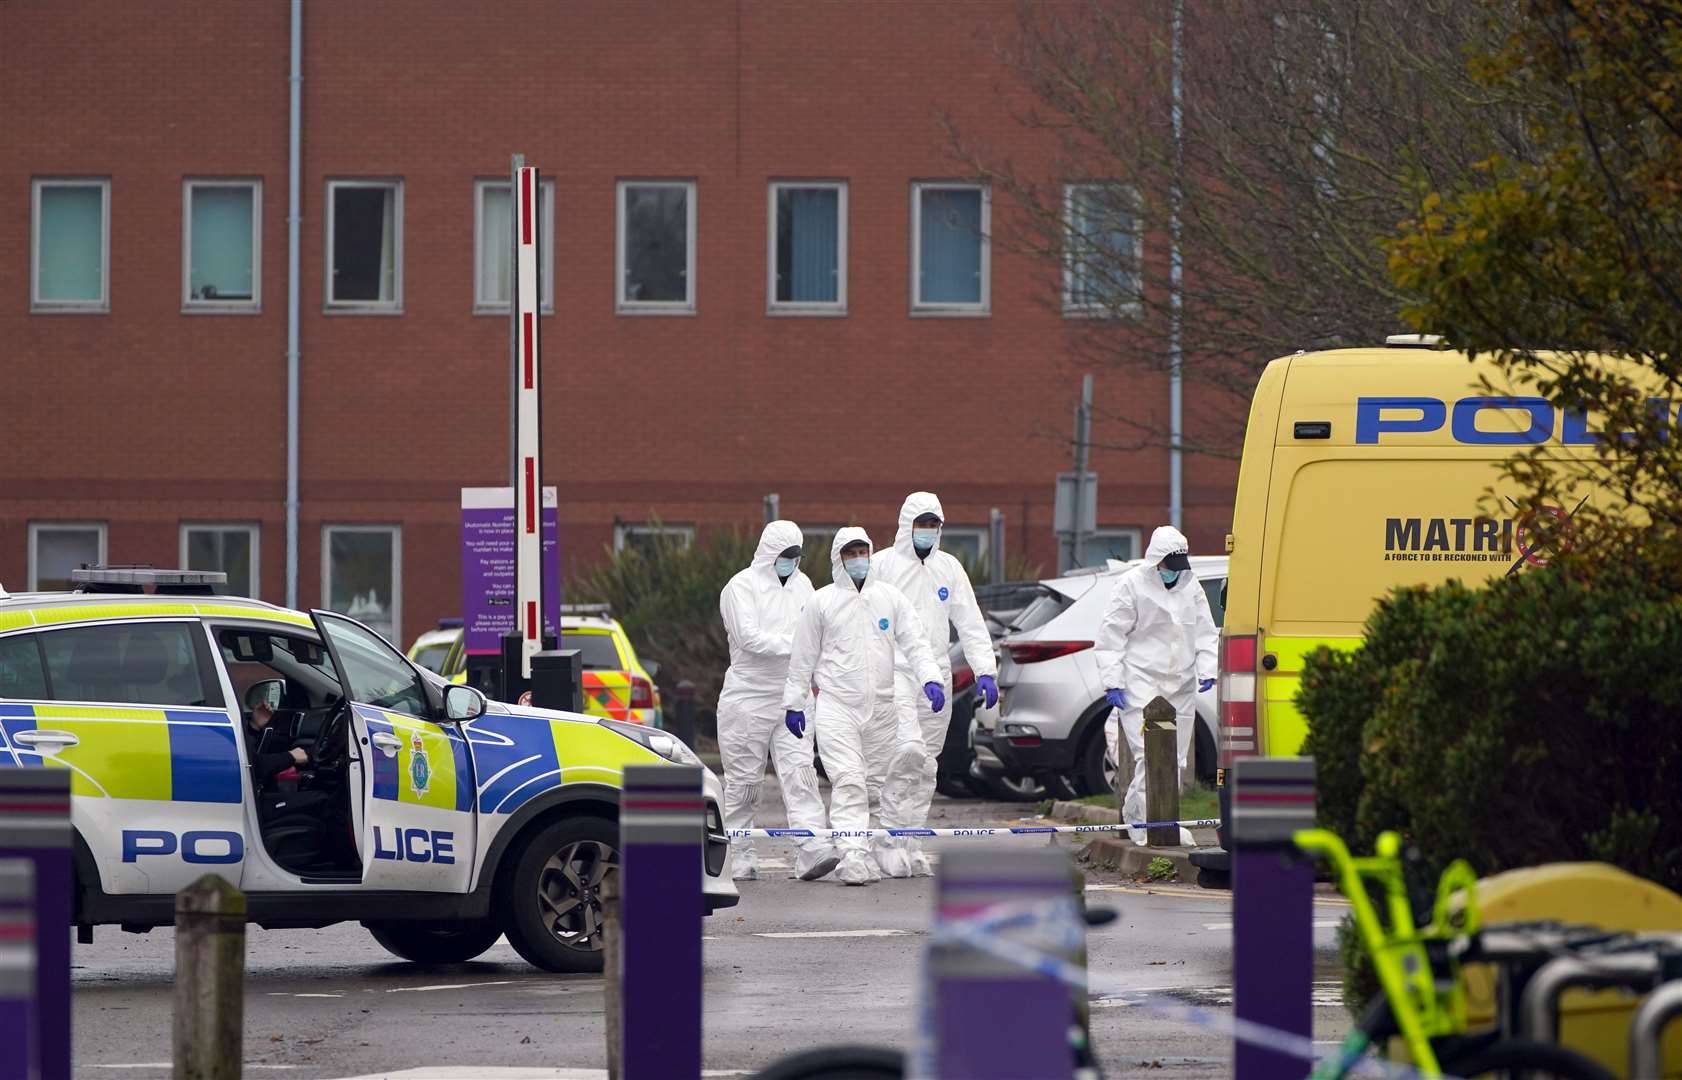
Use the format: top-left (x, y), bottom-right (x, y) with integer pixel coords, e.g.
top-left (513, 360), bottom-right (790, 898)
top-left (835, 851), bottom-right (875, 886)
top-left (909, 851), bottom-right (934, 878)
top-left (731, 859), bottom-right (760, 881)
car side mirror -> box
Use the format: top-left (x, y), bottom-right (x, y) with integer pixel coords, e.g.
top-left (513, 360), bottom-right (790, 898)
top-left (245, 678), bottom-right (285, 712)
top-left (444, 684), bottom-right (487, 723)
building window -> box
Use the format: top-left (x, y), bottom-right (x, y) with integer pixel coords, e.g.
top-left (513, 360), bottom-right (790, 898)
top-left (613, 523), bottom-right (694, 556)
top-left (912, 182), bottom-right (989, 314)
top-left (1064, 529), bottom-right (1142, 573)
top-left (326, 180), bottom-right (402, 311)
top-left (181, 524), bottom-right (259, 599)
top-left (322, 525), bottom-right (401, 642)
top-left (1063, 183), bottom-right (1140, 315)
top-left (617, 180), bottom-right (695, 313)
top-left (31, 178), bottom-right (110, 313)
top-left (475, 178), bottom-right (554, 314)
top-left (939, 527), bottom-right (988, 568)
top-left (27, 523), bottom-right (107, 592)
top-left (183, 180), bottom-right (261, 311)
top-left (769, 181), bottom-right (846, 314)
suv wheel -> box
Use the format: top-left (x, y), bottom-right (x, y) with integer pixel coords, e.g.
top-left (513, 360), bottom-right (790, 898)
top-left (365, 920), bottom-right (503, 965)
top-left (1075, 719), bottom-right (1125, 798)
top-left (500, 816), bottom-right (619, 973)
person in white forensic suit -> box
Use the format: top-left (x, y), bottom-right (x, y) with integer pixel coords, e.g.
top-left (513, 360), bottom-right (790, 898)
top-left (781, 527), bottom-right (944, 886)
top-left (1095, 525), bottom-right (1218, 845)
top-left (717, 520), bottom-right (838, 882)
top-left (870, 492), bottom-right (997, 878)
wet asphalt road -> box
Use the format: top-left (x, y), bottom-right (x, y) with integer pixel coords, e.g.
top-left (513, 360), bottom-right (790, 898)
top-left (71, 790), bottom-right (1351, 1079)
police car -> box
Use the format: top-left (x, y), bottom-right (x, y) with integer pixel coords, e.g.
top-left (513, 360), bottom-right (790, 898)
top-left (0, 568), bottom-right (735, 972)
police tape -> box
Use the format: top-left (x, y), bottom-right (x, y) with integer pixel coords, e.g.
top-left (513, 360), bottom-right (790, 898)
top-left (726, 819), bottom-right (1221, 841)
top-left (924, 903), bottom-right (1428, 1080)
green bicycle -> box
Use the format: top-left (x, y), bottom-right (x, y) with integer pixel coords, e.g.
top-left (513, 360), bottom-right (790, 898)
top-left (1294, 829), bottom-right (1616, 1080)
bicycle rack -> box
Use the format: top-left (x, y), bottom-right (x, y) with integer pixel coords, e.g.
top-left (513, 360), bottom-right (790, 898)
top-left (1519, 949), bottom-right (1663, 1045)
top-left (1629, 980), bottom-right (1682, 1079)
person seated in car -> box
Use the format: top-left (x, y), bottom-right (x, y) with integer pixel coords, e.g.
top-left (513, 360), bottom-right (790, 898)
top-left (246, 698), bottom-right (310, 783)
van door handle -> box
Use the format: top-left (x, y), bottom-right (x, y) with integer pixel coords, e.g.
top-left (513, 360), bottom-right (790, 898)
top-left (371, 732), bottom-right (403, 755)
top-left (14, 730), bottom-right (79, 748)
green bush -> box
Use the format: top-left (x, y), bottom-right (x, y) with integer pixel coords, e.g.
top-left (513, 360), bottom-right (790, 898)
top-left (1299, 558), bottom-right (1682, 897)
top-left (570, 528), bottom-right (758, 723)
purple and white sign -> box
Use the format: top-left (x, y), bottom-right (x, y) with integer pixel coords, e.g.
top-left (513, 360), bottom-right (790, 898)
top-left (460, 487), bottom-right (561, 655)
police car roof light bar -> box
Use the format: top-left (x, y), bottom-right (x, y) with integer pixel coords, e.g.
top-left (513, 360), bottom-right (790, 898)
top-left (560, 603), bottom-right (612, 617)
top-left (1385, 333), bottom-right (1444, 349)
top-left (71, 566), bottom-right (227, 596)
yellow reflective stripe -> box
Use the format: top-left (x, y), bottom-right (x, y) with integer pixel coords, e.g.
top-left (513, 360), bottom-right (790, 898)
top-left (34, 705), bottom-right (172, 800)
top-left (1262, 635), bottom-right (1362, 674)
top-left (24, 602), bottom-right (310, 628)
top-left (549, 715), bottom-right (662, 772)
top-left (1259, 635), bottom-right (1363, 757)
top-left (192, 604), bottom-right (313, 627)
top-left (0, 610), bottom-right (35, 631)
top-left (376, 711), bottom-right (459, 812)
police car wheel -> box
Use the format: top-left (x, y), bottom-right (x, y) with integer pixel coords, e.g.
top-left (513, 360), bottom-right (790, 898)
top-left (364, 920), bottom-right (503, 965)
top-left (501, 816), bottom-right (618, 973)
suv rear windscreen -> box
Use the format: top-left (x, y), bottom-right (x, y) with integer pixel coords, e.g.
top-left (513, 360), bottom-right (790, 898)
top-left (560, 633), bottom-right (623, 671)
top-left (975, 583), bottom-right (1073, 640)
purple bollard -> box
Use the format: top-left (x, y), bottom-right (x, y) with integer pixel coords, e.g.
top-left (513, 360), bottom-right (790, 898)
top-left (620, 764), bottom-right (704, 1080)
top-left (0, 769), bottom-right (70, 1080)
top-left (1230, 757), bottom-right (1317, 1079)
top-left (0, 858), bottom-right (36, 1080)
top-left (930, 848), bottom-right (1079, 1080)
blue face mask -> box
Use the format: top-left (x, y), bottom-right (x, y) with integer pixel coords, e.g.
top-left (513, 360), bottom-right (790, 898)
top-left (1159, 568), bottom-right (1182, 587)
top-left (912, 527), bottom-right (940, 553)
top-left (843, 557), bottom-right (870, 582)
top-left (774, 557), bottom-right (799, 578)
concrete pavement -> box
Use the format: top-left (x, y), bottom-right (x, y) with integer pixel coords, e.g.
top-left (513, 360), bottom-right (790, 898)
top-left (70, 788), bottom-right (1350, 1078)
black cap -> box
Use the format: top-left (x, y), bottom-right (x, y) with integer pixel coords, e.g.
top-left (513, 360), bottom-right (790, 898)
top-left (1161, 551), bottom-right (1191, 572)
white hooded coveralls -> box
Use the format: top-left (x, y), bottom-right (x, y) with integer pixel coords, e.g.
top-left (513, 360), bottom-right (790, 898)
top-left (717, 520), bottom-right (831, 878)
top-left (870, 492), bottom-right (996, 874)
top-left (1094, 525), bottom-right (1218, 843)
top-left (782, 527), bottom-right (941, 883)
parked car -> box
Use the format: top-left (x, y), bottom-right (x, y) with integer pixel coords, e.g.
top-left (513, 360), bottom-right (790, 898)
top-left (990, 556), bottom-right (1229, 798)
top-left (942, 580), bottom-right (1087, 801)
top-left (405, 618), bottom-right (462, 674)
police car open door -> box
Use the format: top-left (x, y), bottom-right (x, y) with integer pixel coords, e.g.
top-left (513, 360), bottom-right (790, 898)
top-left (312, 611), bottom-right (475, 892)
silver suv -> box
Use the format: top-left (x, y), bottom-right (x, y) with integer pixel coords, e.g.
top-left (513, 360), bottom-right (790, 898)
top-left (987, 556), bottom-right (1228, 798)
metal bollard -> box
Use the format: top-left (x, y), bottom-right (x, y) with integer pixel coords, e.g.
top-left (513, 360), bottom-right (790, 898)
top-left (0, 859), bottom-right (36, 1080)
top-left (1629, 979), bottom-right (1682, 1080)
top-left (929, 848), bottom-right (1080, 1080)
top-left (669, 681), bottom-right (697, 750)
top-left (1230, 757), bottom-right (1316, 1079)
top-left (173, 875), bottom-right (246, 1080)
top-left (0, 768), bottom-right (70, 1080)
top-left (1142, 697), bottom-right (1180, 848)
top-left (620, 765), bottom-right (703, 1080)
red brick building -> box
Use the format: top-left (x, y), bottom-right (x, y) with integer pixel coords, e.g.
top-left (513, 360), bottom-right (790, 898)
top-left (1, 1), bottom-right (1237, 647)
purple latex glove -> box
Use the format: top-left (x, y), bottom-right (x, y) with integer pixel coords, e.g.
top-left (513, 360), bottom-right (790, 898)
top-left (785, 710), bottom-right (806, 738)
top-left (923, 682), bottom-right (945, 713)
top-left (1198, 678), bottom-right (1216, 694)
top-left (1105, 688), bottom-right (1127, 710)
top-left (976, 674), bottom-right (999, 709)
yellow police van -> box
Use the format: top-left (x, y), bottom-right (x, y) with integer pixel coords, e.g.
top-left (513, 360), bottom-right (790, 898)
top-left (1214, 338), bottom-right (1651, 805)
top-left (0, 568), bottom-right (735, 971)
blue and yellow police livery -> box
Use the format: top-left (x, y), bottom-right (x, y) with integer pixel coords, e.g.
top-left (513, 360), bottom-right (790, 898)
top-left (0, 568), bottom-right (734, 973)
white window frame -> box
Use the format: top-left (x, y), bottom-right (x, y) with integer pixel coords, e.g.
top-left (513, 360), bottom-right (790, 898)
top-left (324, 179), bottom-right (404, 314)
top-left (612, 523), bottom-right (695, 553)
top-left (910, 181), bottom-right (990, 316)
top-left (616, 179), bottom-right (697, 315)
top-left (182, 178), bottom-right (263, 314)
top-left (320, 524), bottom-right (403, 643)
top-left (1061, 182), bottom-right (1143, 318)
top-left (31, 178), bottom-right (111, 314)
top-left (1087, 528), bottom-right (1143, 566)
top-left (767, 180), bottom-right (848, 316)
top-left (27, 522), bottom-right (108, 591)
top-left (179, 523), bottom-right (260, 599)
top-left (474, 177), bottom-right (555, 315)
top-left (939, 526), bottom-right (989, 565)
